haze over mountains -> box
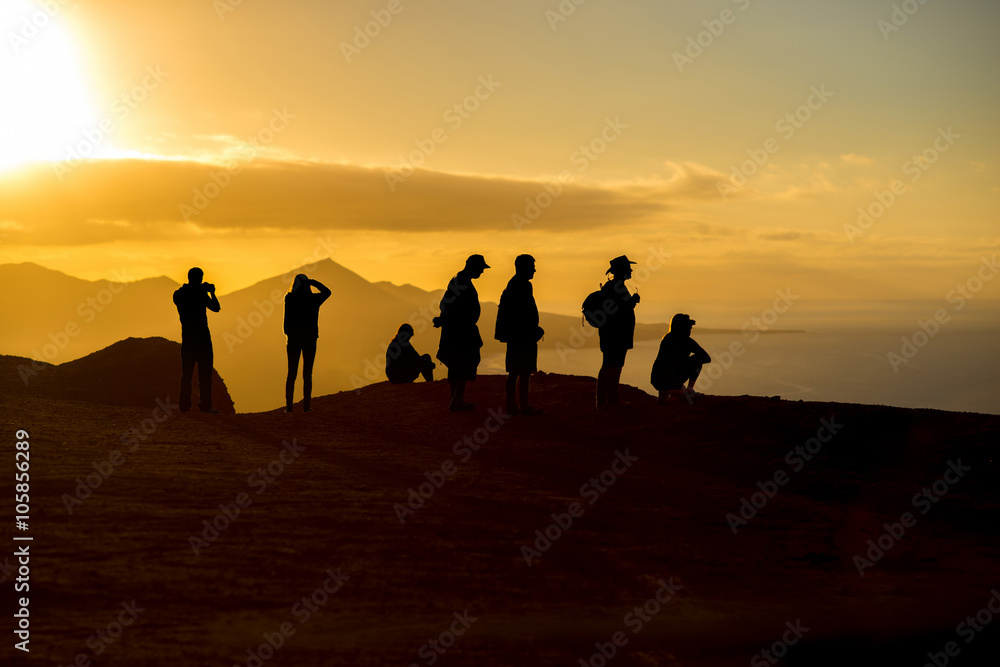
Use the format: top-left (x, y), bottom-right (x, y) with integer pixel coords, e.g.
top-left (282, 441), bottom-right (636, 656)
top-left (4, 259), bottom-right (737, 412)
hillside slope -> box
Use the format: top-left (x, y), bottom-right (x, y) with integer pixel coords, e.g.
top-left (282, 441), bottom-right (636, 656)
top-left (3, 373), bottom-right (998, 665)
top-left (1, 336), bottom-right (235, 413)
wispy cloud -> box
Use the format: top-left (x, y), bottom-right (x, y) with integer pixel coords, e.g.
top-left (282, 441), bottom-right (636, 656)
top-left (841, 153), bottom-right (874, 165)
top-left (0, 158), bottom-right (673, 245)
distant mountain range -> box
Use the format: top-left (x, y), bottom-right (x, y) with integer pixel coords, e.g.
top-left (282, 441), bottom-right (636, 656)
top-left (0, 260), bottom-right (798, 411)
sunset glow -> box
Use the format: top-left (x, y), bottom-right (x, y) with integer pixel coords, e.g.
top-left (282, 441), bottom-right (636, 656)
top-left (0, 0), bottom-right (996, 320)
top-left (0, 1), bottom-right (100, 170)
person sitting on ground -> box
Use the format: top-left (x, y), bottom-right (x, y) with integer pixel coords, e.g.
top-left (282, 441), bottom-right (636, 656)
top-left (385, 323), bottom-right (436, 384)
top-left (650, 313), bottom-right (712, 404)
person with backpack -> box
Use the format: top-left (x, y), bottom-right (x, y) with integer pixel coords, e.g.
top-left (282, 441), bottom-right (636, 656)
top-left (587, 255), bottom-right (641, 409)
top-left (283, 273), bottom-right (332, 412)
top-left (650, 313), bottom-right (711, 403)
top-left (495, 254), bottom-right (543, 416)
top-left (434, 254), bottom-right (489, 411)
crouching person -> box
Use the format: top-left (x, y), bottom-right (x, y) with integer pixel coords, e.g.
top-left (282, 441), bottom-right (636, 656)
top-left (386, 323), bottom-right (436, 384)
top-left (650, 313), bottom-right (711, 403)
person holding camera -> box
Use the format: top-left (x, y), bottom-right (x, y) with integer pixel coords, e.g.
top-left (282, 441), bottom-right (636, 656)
top-left (173, 267), bottom-right (222, 413)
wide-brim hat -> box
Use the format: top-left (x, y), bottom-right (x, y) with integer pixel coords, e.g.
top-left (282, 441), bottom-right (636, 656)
top-left (607, 255), bottom-right (637, 274)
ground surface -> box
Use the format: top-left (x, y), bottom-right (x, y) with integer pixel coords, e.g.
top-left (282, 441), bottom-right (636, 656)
top-left (2, 370), bottom-right (999, 666)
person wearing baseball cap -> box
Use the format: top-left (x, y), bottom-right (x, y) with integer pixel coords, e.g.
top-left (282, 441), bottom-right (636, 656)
top-left (434, 254), bottom-right (489, 411)
top-left (595, 255), bottom-right (640, 409)
top-left (650, 313), bottom-right (712, 404)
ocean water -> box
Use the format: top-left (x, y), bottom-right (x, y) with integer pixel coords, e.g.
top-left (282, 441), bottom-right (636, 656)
top-left (482, 300), bottom-right (1000, 415)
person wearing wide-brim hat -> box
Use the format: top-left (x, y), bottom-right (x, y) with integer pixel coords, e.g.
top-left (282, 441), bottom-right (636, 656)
top-left (433, 254), bottom-right (489, 411)
top-left (596, 255), bottom-right (640, 408)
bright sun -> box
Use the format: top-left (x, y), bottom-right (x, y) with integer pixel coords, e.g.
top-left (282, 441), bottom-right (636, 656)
top-left (0, 1), bottom-right (100, 171)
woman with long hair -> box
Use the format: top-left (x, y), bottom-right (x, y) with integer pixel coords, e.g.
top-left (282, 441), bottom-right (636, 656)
top-left (283, 273), bottom-right (331, 412)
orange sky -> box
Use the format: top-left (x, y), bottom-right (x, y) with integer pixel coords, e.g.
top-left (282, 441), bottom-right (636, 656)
top-left (0, 0), bottom-right (997, 318)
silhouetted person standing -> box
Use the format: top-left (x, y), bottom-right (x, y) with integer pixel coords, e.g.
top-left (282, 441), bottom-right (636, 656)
top-left (173, 267), bottom-right (221, 413)
top-left (596, 255), bottom-right (640, 409)
top-left (386, 323), bottom-right (436, 383)
top-left (496, 254), bottom-right (543, 415)
top-left (284, 274), bottom-right (331, 412)
top-left (651, 313), bottom-right (711, 404)
top-left (434, 254), bottom-right (489, 411)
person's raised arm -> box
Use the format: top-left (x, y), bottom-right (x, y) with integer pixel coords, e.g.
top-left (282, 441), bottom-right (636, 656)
top-left (206, 284), bottom-right (221, 312)
top-left (310, 279), bottom-right (332, 304)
